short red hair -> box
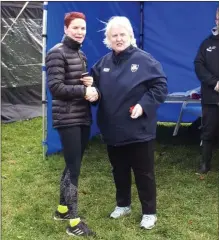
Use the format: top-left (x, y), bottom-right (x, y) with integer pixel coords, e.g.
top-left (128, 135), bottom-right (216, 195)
top-left (64, 12), bottom-right (86, 28)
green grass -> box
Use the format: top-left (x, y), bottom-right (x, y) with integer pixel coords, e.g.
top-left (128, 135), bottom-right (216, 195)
top-left (2, 118), bottom-right (218, 240)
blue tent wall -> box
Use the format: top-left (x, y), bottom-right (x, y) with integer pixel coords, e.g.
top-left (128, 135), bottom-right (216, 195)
top-left (143, 2), bottom-right (217, 122)
top-left (46, 1), bottom-right (140, 155)
top-left (45, 1), bottom-right (218, 155)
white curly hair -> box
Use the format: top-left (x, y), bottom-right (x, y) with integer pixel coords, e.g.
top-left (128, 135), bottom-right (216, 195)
top-left (102, 16), bottom-right (137, 49)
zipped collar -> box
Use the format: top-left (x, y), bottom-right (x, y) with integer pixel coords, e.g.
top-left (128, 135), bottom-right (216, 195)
top-left (212, 26), bottom-right (219, 36)
top-left (62, 35), bottom-right (81, 50)
top-left (112, 45), bottom-right (136, 65)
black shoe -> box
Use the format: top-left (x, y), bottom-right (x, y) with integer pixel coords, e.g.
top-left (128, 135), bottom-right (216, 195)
top-left (66, 221), bottom-right (96, 237)
top-left (54, 210), bottom-right (70, 220)
top-left (196, 163), bottom-right (210, 174)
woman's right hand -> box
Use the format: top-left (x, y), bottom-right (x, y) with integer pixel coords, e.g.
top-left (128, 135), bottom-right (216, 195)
top-left (81, 76), bottom-right (93, 87)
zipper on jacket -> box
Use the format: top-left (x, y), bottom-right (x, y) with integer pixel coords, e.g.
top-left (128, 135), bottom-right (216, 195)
top-left (78, 51), bottom-right (87, 73)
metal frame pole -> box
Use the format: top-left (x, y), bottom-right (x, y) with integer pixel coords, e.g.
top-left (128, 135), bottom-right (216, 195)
top-left (42, 1), bottom-right (48, 158)
top-left (139, 2), bottom-right (144, 49)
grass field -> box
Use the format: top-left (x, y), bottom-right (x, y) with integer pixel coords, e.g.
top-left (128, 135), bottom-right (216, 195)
top-left (2, 117), bottom-right (218, 240)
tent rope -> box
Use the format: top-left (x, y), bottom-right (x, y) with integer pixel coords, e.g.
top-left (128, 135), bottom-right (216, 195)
top-left (1, 1), bottom-right (29, 43)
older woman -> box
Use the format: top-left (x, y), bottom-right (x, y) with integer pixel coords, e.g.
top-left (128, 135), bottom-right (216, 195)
top-left (46, 12), bottom-right (97, 237)
top-left (91, 16), bottom-right (168, 229)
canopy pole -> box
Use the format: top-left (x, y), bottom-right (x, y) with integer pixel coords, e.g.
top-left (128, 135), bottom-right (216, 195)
top-left (42, 1), bottom-right (48, 159)
top-left (139, 2), bottom-right (144, 49)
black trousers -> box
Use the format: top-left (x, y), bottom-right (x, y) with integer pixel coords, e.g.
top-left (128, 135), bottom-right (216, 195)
top-left (107, 140), bottom-right (156, 215)
top-left (57, 125), bottom-right (90, 218)
top-left (201, 104), bottom-right (219, 164)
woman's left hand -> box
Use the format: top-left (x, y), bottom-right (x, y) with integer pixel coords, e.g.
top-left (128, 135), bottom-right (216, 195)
top-left (85, 87), bottom-right (99, 102)
top-left (130, 104), bottom-right (143, 119)
top-left (80, 76), bottom-right (93, 87)
top-left (214, 81), bottom-right (219, 92)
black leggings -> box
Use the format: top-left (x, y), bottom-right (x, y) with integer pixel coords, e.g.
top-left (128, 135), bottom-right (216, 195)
top-left (201, 104), bottom-right (219, 164)
top-left (107, 140), bottom-right (156, 215)
top-left (57, 125), bottom-right (90, 218)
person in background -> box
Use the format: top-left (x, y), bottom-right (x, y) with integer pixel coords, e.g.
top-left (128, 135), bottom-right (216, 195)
top-left (46, 12), bottom-right (98, 237)
top-left (91, 16), bottom-right (168, 229)
top-left (194, 7), bottom-right (219, 174)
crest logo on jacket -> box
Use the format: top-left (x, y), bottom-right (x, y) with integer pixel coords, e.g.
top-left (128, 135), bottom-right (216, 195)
top-left (206, 46), bottom-right (216, 52)
top-left (103, 68), bottom-right (110, 72)
top-left (131, 64), bottom-right (139, 72)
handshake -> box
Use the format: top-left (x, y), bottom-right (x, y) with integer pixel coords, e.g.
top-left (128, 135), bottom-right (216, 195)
top-left (80, 73), bottom-right (99, 102)
top-left (214, 81), bottom-right (219, 93)
top-left (85, 86), bottom-right (99, 102)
